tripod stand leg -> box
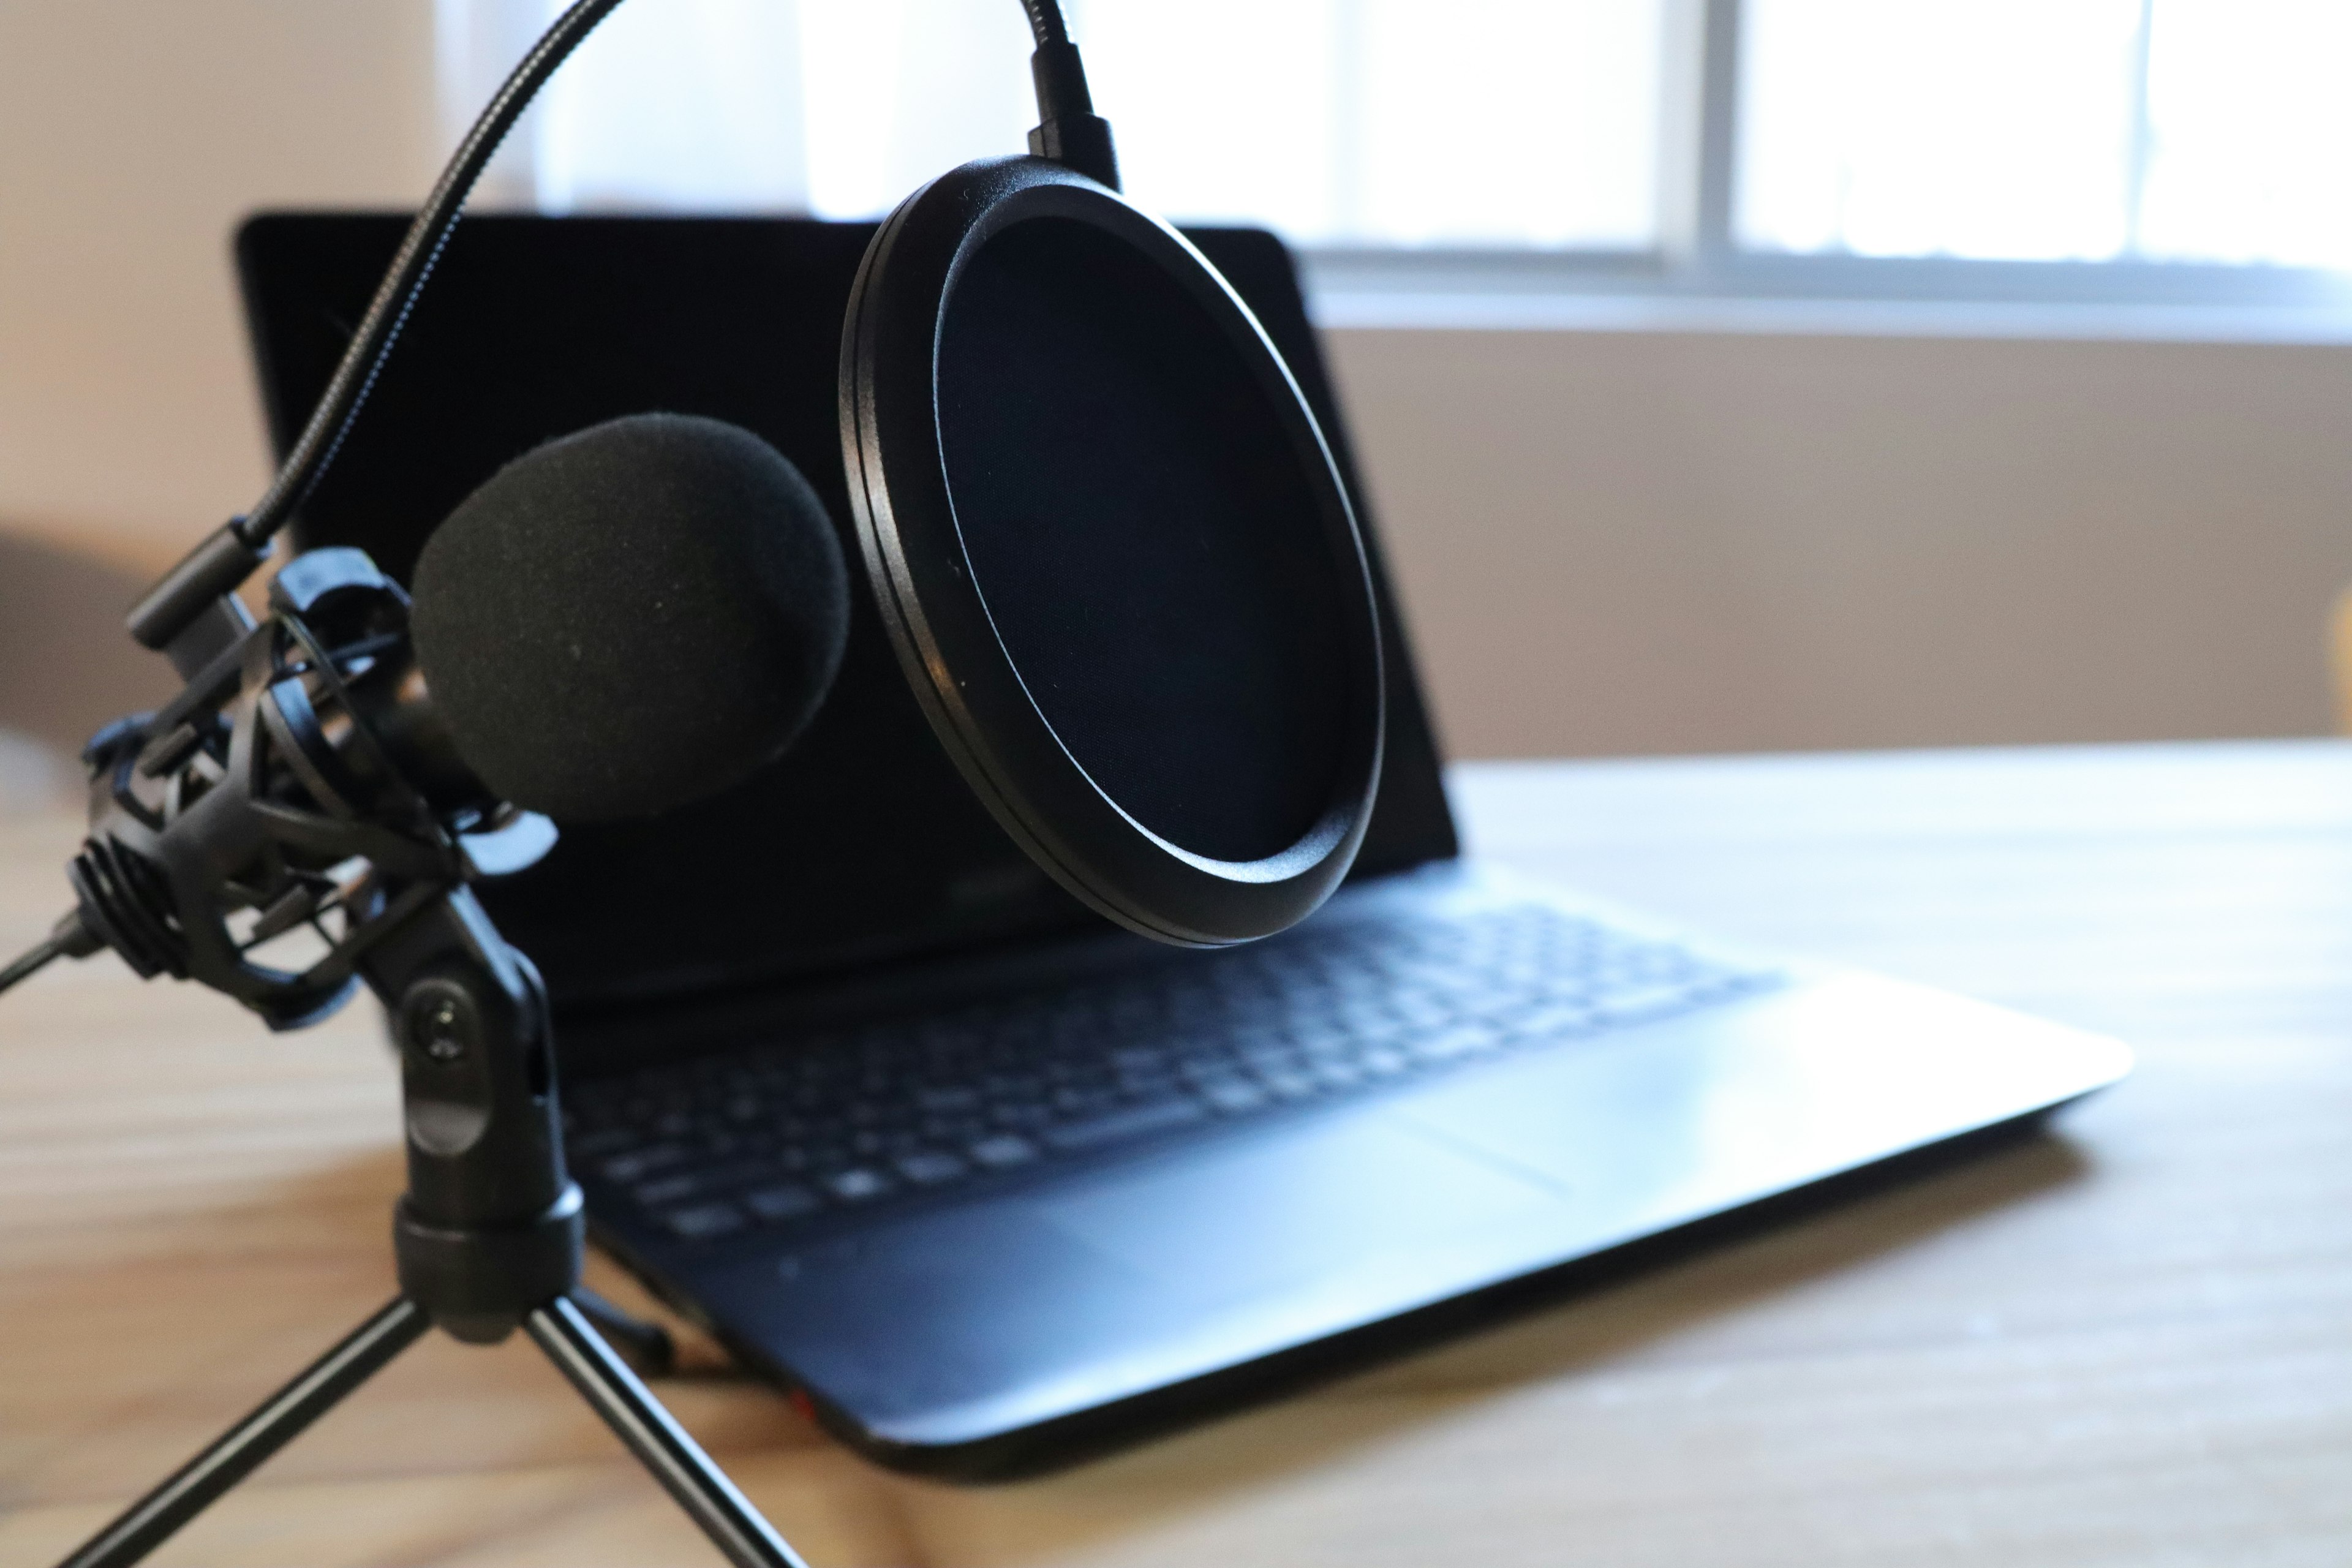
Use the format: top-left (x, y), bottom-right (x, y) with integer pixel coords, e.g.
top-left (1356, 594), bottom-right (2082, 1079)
top-left (58, 1296), bottom-right (429, 1568)
top-left (526, 1296), bottom-right (809, 1568)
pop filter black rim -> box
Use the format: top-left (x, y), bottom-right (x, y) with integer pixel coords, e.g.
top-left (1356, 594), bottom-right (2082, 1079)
top-left (840, 156), bottom-right (1384, 947)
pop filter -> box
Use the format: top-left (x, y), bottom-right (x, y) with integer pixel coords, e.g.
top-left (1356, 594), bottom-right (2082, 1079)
top-left (843, 157), bottom-right (1385, 947)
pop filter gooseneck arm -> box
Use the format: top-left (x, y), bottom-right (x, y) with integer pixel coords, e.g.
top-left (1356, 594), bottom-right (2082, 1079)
top-left (119, 0), bottom-right (1110, 680)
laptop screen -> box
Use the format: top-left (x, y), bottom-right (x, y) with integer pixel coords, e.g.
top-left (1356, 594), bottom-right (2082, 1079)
top-left (237, 214), bottom-right (1457, 1012)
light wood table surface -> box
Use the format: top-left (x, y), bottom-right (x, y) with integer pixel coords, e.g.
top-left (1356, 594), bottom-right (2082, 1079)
top-left (3, 739), bottom-right (2347, 1567)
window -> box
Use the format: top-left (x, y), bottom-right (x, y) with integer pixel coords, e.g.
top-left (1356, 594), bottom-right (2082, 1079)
top-left (1740, 0), bottom-right (2352, 268)
top-left (1079, 0), bottom-right (1665, 250)
top-left (441, 0), bottom-right (2352, 315)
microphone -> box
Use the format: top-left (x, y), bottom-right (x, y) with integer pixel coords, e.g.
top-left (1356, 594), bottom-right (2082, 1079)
top-left (413, 412), bottom-right (849, 823)
top-left (0, 413), bottom-right (848, 1019)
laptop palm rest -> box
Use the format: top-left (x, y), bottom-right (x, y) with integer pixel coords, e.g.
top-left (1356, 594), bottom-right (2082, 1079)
top-left (698, 1110), bottom-right (1566, 1451)
top-left (694, 967), bottom-right (2124, 1459)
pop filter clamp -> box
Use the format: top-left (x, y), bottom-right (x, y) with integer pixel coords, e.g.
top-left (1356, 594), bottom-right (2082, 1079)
top-left (10, 0), bottom-right (1384, 1561)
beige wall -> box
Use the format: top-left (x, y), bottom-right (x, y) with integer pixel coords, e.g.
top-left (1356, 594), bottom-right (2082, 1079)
top-left (0, 1), bottom-right (440, 748)
top-left (0, 1), bottom-right (440, 559)
top-left (4, 5), bottom-right (2348, 761)
top-left (1326, 326), bottom-right (2352, 758)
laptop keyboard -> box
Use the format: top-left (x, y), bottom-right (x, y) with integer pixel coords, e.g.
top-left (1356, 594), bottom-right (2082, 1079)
top-left (564, 903), bottom-right (1784, 1248)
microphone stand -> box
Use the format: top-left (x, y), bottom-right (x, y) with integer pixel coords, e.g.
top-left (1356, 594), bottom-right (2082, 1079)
top-left (28, 552), bottom-right (809, 1567)
top-left (56, 888), bottom-right (806, 1568)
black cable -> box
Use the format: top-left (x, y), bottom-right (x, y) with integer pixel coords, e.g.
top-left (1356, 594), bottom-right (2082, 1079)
top-left (572, 1287), bottom-right (679, 1376)
top-left (0, 934), bottom-right (65, 997)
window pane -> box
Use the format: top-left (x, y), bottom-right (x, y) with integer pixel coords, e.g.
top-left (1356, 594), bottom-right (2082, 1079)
top-left (537, 0), bottom-right (812, 212)
top-left (1069, 0), bottom-right (1346, 238)
top-left (800, 0), bottom-right (1038, 221)
top-left (1736, 0), bottom-right (2143, 260)
top-left (507, 0), bottom-right (1665, 251)
top-left (2138, 0), bottom-right (2352, 266)
top-left (1021, 0), bottom-right (1664, 248)
top-left (1351, 0), bottom-right (1662, 247)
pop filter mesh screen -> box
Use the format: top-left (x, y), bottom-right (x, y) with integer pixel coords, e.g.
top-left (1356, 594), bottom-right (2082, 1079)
top-left (935, 217), bottom-right (1351, 865)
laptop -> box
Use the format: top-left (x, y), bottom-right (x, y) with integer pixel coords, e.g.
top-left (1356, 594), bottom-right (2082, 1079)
top-left (238, 213), bottom-right (2130, 1479)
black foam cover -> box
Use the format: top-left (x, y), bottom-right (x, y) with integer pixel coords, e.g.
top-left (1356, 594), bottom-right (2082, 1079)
top-left (410, 413), bottom-right (848, 822)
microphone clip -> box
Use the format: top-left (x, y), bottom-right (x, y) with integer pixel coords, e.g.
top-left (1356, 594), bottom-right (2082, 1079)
top-left (59, 546), bottom-right (552, 1030)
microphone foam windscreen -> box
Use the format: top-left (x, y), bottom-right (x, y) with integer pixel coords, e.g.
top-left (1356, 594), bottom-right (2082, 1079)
top-left (410, 413), bottom-right (848, 822)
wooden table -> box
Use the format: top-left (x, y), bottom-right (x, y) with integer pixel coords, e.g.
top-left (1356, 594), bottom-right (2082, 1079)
top-left (4, 739), bottom-right (2347, 1567)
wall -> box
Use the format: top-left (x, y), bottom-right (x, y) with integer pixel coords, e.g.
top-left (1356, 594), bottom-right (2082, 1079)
top-left (4, 6), bottom-right (2348, 763)
top-left (1329, 325), bottom-right (2352, 758)
top-left (0, 1), bottom-right (441, 560)
top-left (0, 1), bottom-right (442, 750)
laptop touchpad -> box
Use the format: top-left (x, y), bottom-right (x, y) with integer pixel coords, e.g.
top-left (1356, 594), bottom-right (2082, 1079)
top-left (1040, 1112), bottom-right (1566, 1305)
top-left (696, 1109), bottom-right (1569, 1447)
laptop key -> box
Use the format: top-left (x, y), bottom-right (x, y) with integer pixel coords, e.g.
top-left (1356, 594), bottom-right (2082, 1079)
top-left (602, 1142), bottom-right (690, 1183)
top-left (1404, 1025), bottom-right (1500, 1064)
top-left (823, 1167), bottom-right (894, 1202)
top-left (632, 1173), bottom-right (703, 1207)
top-left (1510, 1003), bottom-right (1599, 1038)
top-left (969, 1133), bottom-right (1038, 1169)
top-left (1311, 1059), bottom-right (1366, 1091)
top-left (660, 1202), bottom-right (745, 1241)
top-left (744, 1183), bottom-right (821, 1224)
top-left (1042, 1098), bottom-right (1205, 1152)
top-left (1197, 1076), bottom-right (1268, 1114)
top-left (1254, 1066), bottom-right (1319, 1100)
top-left (895, 1150), bottom-right (970, 1186)
top-left (1593, 985), bottom-right (1709, 1025)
